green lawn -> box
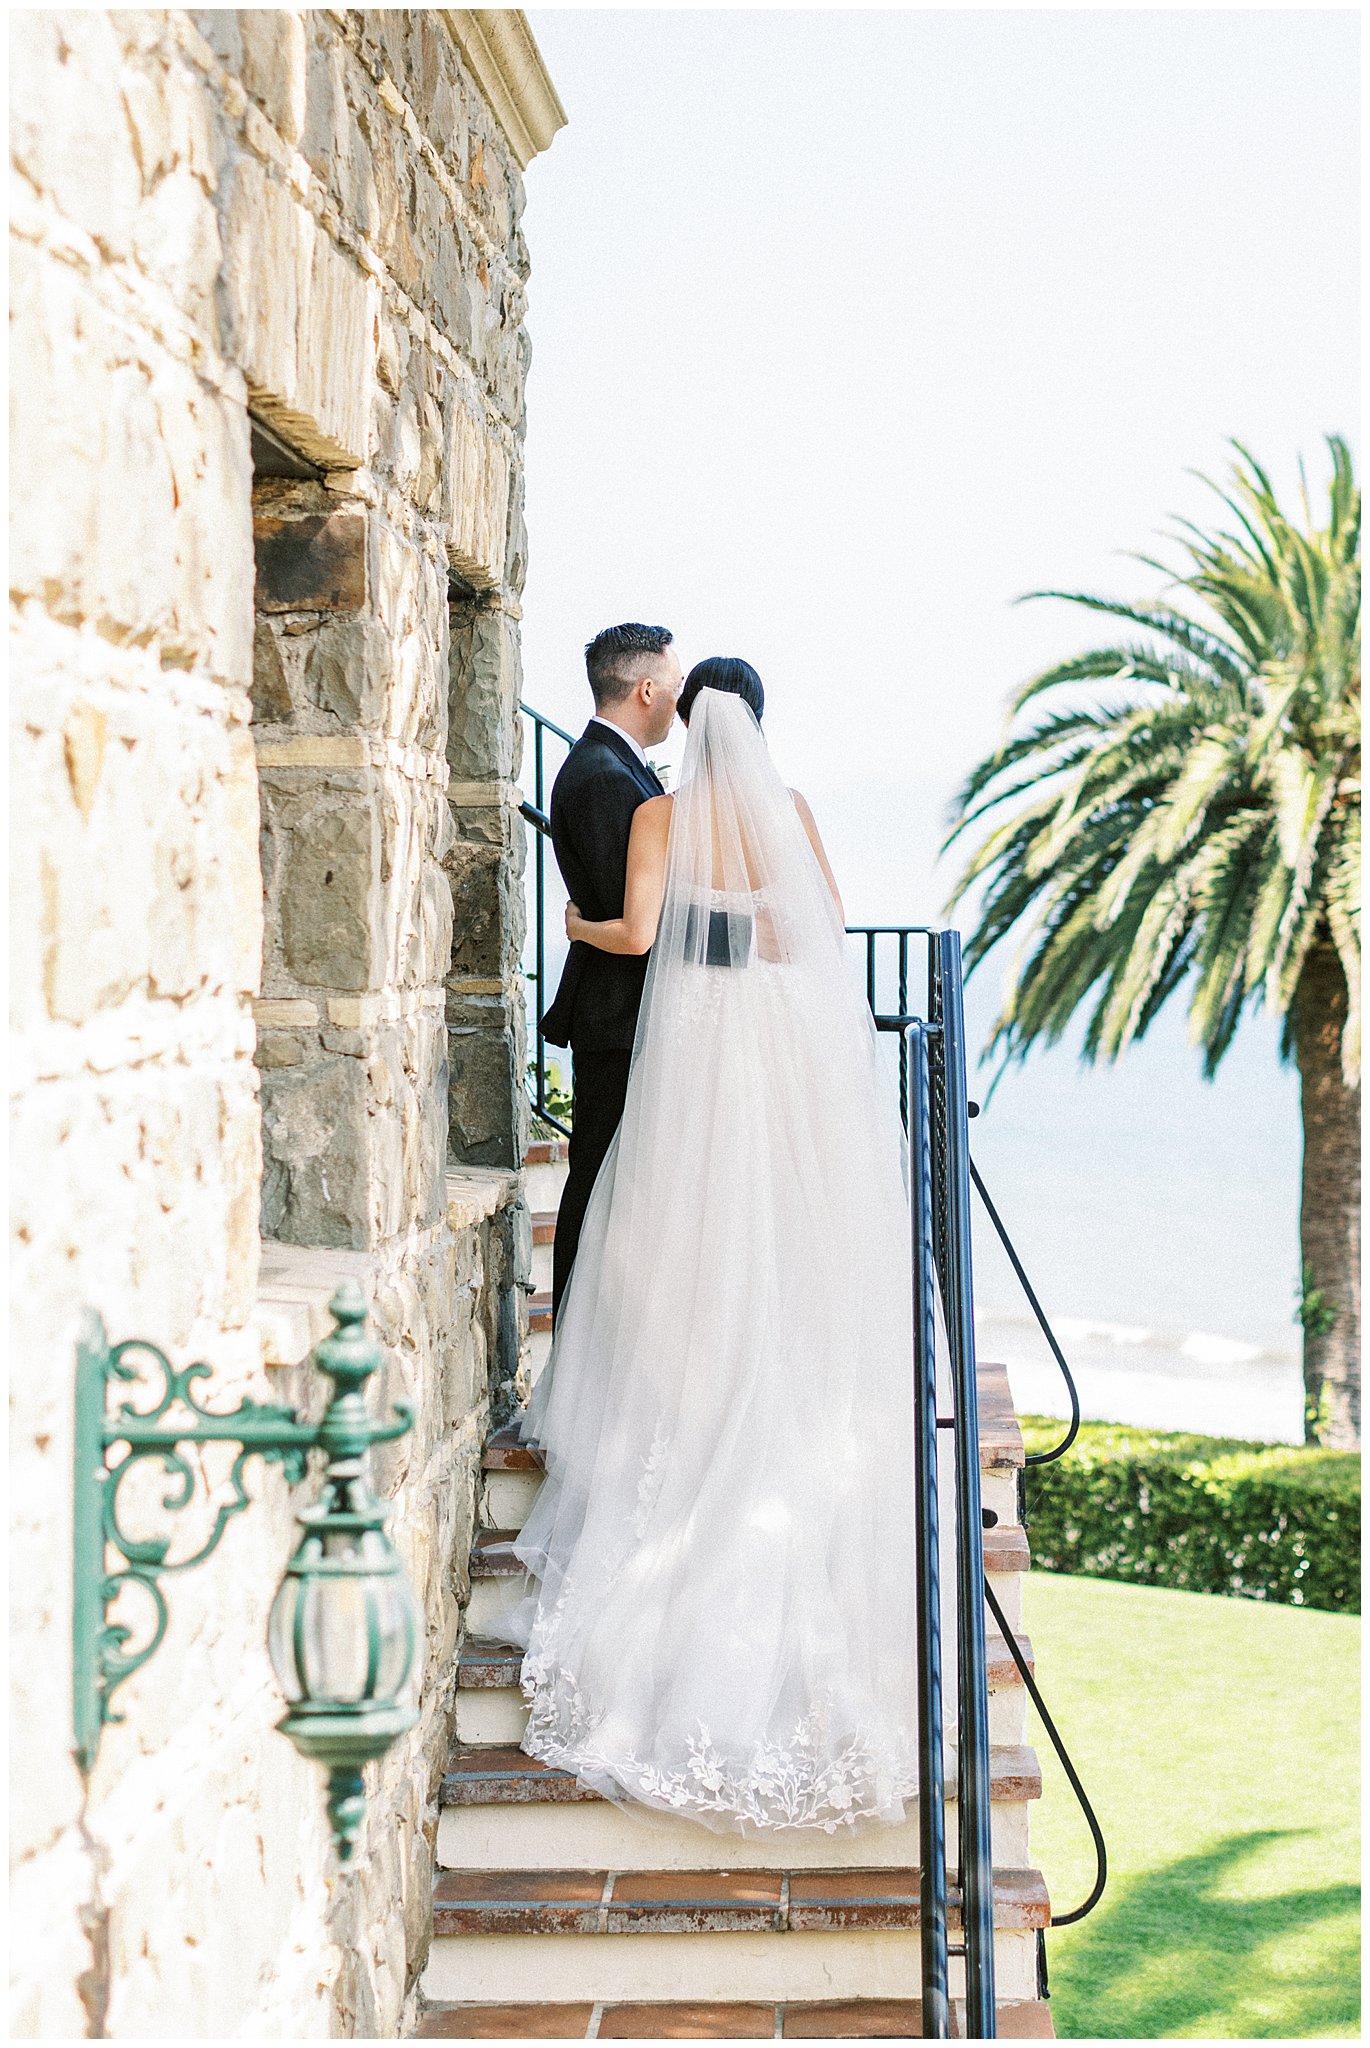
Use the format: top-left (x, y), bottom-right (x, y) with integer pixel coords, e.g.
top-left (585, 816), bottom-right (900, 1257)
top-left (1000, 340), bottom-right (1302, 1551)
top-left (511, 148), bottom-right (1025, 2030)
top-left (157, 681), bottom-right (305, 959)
top-left (1023, 1573), bottom-right (1360, 2039)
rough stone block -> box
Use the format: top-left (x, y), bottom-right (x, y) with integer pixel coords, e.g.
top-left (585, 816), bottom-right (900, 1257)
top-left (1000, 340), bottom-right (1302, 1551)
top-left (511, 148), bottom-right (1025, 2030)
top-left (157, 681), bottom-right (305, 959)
top-left (193, 10), bottom-right (308, 146)
top-left (9, 241), bottom-right (254, 678)
top-left (9, 653), bottom-right (262, 1032)
top-left (7, 1826), bottom-right (97, 2039)
top-left (251, 617), bottom-right (294, 723)
top-left (366, 1013), bottom-right (449, 1235)
top-left (260, 1054), bottom-right (370, 1246)
top-left (10, 12), bottom-right (145, 258)
top-left (278, 800), bottom-right (378, 992)
top-left (448, 603), bottom-right (521, 781)
top-left (445, 396), bottom-right (511, 589)
top-left (218, 149), bottom-right (375, 470)
top-left (447, 1024), bottom-right (520, 1169)
top-left (254, 509), bottom-right (368, 614)
top-left (444, 841), bottom-right (508, 979)
top-left (504, 459), bottom-right (529, 600)
top-left (369, 523), bottom-right (448, 748)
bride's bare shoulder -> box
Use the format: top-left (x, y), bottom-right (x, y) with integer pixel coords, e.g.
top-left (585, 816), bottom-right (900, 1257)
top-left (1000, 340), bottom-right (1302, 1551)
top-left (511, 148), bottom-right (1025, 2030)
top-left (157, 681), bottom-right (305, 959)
top-left (789, 787), bottom-right (818, 826)
top-left (631, 793), bottom-right (673, 834)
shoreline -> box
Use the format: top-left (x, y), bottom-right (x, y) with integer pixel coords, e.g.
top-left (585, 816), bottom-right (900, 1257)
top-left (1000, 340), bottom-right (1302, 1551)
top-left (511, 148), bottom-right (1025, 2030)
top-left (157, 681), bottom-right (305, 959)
top-left (977, 1308), bottom-right (1305, 1445)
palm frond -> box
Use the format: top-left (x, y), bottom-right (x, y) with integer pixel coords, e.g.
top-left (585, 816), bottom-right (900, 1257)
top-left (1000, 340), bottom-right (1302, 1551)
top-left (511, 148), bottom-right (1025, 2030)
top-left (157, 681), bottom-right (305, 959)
top-left (945, 436), bottom-right (1361, 1083)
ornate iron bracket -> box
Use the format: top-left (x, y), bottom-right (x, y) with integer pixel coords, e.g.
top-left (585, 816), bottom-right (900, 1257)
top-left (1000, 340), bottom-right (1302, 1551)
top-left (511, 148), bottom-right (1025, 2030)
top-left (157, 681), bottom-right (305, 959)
top-left (72, 1282), bottom-right (413, 1778)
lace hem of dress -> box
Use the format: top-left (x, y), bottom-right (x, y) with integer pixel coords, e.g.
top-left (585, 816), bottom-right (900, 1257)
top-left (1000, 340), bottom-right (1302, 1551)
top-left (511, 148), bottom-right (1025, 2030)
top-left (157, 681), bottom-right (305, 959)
top-left (519, 1656), bottom-right (919, 1833)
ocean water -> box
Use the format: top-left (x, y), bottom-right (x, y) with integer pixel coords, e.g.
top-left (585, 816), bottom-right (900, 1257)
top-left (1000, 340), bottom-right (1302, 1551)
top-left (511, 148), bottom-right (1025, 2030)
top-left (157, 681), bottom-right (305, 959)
top-left (977, 1311), bottom-right (1303, 1446)
top-left (957, 982), bottom-right (1305, 1446)
top-left (835, 779), bottom-right (1308, 1448)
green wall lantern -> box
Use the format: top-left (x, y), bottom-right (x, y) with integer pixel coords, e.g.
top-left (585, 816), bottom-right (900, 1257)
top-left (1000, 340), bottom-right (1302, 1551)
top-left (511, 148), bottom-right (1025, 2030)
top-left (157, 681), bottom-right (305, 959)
top-left (74, 1279), bottom-right (420, 1861)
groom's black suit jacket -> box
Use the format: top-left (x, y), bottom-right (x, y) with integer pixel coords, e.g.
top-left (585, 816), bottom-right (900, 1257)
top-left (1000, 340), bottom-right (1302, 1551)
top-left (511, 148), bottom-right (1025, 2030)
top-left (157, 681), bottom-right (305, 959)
top-left (541, 721), bottom-right (665, 1053)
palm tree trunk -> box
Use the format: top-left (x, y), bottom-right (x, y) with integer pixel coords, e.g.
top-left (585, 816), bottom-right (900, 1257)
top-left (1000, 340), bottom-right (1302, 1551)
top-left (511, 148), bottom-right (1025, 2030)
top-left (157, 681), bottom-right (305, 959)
top-left (1291, 942), bottom-right (1361, 1447)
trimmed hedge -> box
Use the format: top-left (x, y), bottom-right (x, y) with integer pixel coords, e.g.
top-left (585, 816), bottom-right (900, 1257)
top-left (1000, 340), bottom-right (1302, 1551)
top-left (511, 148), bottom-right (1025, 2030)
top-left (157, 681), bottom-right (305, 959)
top-left (1020, 1415), bottom-right (1361, 1615)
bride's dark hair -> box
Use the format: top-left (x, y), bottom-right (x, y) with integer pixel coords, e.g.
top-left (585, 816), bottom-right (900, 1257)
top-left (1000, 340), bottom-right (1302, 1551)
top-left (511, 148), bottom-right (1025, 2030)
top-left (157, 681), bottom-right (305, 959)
top-left (678, 656), bottom-right (764, 726)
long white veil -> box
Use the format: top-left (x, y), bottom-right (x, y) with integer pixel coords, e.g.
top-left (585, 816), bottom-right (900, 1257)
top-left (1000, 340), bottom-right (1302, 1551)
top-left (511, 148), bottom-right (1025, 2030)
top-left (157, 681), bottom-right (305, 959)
top-left (506, 688), bottom-right (956, 1834)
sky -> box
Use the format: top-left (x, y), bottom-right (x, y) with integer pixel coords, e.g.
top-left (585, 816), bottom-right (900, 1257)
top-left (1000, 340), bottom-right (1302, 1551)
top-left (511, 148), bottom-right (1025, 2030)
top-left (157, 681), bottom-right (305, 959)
top-left (515, 7), bottom-right (1359, 1387)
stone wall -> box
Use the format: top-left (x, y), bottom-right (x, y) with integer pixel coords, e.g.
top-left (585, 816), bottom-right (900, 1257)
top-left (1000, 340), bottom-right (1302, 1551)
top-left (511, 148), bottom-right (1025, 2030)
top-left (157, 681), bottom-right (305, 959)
top-left (9, 10), bottom-right (561, 2038)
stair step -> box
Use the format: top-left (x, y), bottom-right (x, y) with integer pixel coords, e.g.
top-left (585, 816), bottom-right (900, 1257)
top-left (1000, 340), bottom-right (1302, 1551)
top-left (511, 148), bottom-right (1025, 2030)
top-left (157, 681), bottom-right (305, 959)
top-left (442, 1743), bottom-right (1043, 1811)
top-left (432, 1865), bottom-right (1049, 1937)
top-left (484, 1423), bottom-right (546, 1472)
top-left (424, 1923), bottom-right (1039, 2006)
top-left (525, 1140), bottom-right (570, 1168)
top-left (416, 1995), bottom-right (1055, 2038)
top-left (456, 1632), bottom-right (1033, 1692)
top-left (532, 1210), bottom-right (558, 1245)
top-left (469, 1522), bottom-right (1030, 1581)
top-left (456, 1667), bottom-right (1029, 1750)
top-left (479, 1461), bottom-right (1021, 1537)
top-left (530, 1292), bottom-right (553, 1333)
top-left (484, 1357), bottom-right (1027, 1474)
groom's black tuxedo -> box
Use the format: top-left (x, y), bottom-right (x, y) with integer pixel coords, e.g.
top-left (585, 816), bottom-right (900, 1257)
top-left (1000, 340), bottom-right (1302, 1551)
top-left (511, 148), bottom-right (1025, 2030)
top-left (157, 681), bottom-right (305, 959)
top-left (541, 721), bottom-right (665, 1050)
top-left (541, 720), bottom-right (664, 1320)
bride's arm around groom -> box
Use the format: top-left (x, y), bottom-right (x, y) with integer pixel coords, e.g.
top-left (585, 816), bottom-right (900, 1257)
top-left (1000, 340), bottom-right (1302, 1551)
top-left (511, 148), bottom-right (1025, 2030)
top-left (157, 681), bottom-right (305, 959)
top-left (566, 784), bottom-right (845, 958)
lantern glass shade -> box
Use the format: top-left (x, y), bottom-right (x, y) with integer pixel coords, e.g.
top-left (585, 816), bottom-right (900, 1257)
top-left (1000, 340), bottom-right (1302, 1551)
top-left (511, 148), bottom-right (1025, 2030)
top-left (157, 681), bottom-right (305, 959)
top-left (269, 1526), bottom-right (417, 1708)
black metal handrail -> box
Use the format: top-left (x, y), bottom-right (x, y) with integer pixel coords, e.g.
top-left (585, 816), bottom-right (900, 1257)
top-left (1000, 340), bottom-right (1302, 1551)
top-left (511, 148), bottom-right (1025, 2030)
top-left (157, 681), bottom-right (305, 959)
top-left (520, 702), bottom-right (576, 1138)
top-left (967, 1158), bottom-right (1081, 1467)
top-left (849, 923), bottom-right (935, 1128)
top-left (907, 1023), bottom-right (949, 2034)
top-left (925, 932), bottom-right (997, 2036)
top-left (982, 1574), bottom-right (1108, 1928)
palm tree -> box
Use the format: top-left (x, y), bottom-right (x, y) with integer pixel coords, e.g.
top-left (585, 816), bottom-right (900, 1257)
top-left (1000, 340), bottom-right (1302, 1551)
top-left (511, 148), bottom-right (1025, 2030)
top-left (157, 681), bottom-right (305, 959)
top-left (944, 439), bottom-right (1360, 1447)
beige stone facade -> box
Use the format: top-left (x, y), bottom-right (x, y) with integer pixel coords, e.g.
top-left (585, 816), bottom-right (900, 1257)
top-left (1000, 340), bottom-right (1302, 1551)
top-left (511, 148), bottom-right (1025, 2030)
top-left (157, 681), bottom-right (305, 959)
top-left (9, 10), bottom-right (562, 2037)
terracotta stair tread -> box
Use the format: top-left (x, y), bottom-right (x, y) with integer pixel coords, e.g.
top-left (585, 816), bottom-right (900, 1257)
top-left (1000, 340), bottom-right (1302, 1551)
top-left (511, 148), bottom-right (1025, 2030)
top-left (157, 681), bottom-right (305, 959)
top-left (483, 1422), bottom-right (545, 1471)
top-left (471, 1524), bottom-right (1030, 1579)
top-left (982, 1522), bottom-right (1030, 1573)
top-left (415, 1996), bottom-right (1055, 2038)
top-left (532, 1210), bottom-right (558, 1244)
top-left (525, 1140), bottom-right (570, 1167)
top-left (485, 1358), bottom-right (1025, 1473)
top-left (441, 1743), bottom-right (1042, 1808)
top-left (470, 1530), bottom-right (528, 1576)
top-left (431, 1864), bottom-right (1049, 1936)
top-left (456, 1632), bottom-right (1034, 1691)
top-left (443, 1745), bottom-right (602, 1806)
top-left (458, 1635), bottom-right (531, 1688)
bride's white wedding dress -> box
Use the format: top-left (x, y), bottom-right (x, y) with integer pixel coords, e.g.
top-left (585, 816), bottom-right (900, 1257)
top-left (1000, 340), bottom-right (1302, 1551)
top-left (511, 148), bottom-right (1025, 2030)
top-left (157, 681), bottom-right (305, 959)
top-left (499, 688), bottom-right (956, 1836)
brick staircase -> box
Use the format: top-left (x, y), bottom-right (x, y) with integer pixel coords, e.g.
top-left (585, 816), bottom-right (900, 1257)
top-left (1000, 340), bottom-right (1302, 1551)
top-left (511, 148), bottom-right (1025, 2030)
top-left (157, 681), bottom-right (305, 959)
top-left (415, 1141), bottom-right (1054, 2039)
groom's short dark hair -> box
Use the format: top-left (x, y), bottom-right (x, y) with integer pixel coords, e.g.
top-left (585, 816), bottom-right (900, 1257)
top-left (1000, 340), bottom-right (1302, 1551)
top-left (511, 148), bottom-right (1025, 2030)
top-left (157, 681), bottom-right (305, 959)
top-left (585, 623), bottom-right (674, 707)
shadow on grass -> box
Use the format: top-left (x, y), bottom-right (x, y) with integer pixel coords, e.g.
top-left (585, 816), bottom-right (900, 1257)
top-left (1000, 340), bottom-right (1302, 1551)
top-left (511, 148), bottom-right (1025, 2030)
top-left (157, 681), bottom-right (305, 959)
top-left (1047, 1830), bottom-right (1361, 2040)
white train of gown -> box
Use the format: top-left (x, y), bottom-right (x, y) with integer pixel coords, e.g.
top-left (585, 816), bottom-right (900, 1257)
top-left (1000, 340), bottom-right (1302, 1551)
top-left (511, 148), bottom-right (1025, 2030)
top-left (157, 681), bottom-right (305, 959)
top-left (498, 689), bottom-right (957, 1836)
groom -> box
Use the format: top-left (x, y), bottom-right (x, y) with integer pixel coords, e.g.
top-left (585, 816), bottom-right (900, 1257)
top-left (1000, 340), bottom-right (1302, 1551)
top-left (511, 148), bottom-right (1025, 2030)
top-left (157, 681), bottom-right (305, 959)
top-left (541, 622), bottom-right (683, 1320)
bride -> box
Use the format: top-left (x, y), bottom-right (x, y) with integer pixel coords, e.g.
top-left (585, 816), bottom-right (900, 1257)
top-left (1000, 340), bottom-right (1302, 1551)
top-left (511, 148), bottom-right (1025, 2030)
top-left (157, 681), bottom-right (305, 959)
top-left (499, 658), bottom-right (952, 1836)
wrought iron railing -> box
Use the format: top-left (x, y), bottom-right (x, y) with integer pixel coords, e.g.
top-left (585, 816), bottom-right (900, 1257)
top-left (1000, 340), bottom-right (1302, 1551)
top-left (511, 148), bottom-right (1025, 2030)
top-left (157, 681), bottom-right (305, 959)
top-left (516, 705), bottom-right (1106, 2033)
top-left (881, 938), bottom-right (1107, 2033)
top-left (519, 701), bottom-right (576, 1138)
top-left (889, 936), bottom-right (997, 2034)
